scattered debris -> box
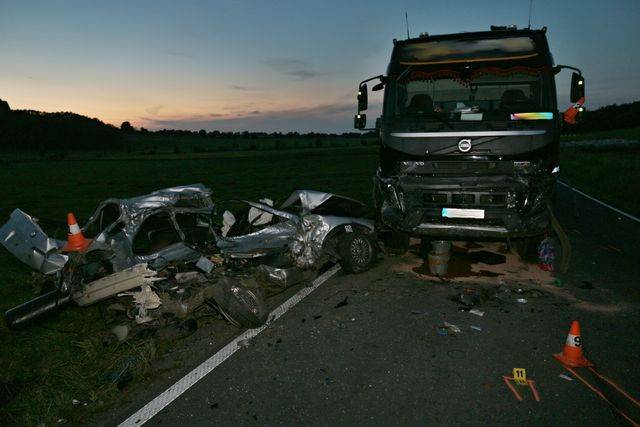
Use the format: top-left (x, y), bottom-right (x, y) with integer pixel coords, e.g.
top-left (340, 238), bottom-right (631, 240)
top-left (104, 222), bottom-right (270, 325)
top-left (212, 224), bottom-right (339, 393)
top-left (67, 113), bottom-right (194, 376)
top-left (469, 308), bottom-right (484, 317)
top-left (334, 296), bottom-right (349, 309)
top-left (470, 325), bottom-right (482, 331)
top-left (559, 374), bottom-right (574, 381)
top-left (442, 321), bottom-right (462, 334)
top-left (516, 298), bottom-right (528, 304)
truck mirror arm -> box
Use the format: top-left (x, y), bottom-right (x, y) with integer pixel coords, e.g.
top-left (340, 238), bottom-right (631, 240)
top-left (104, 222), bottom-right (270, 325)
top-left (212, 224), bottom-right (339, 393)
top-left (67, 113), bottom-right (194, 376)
top-left (359, 75), bottom-right (386, 88)
top-left (553, 64), bottom-right (582, 75)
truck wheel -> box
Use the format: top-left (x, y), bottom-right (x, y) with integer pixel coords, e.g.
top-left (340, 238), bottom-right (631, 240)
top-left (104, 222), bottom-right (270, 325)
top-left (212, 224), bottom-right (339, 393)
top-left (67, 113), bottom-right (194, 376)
top-left (384, 230), bottom-right (410, 256)
top-left (337, 232), bottom-right (378, 274)
top-left (514, 235), bottom-right (542, 262)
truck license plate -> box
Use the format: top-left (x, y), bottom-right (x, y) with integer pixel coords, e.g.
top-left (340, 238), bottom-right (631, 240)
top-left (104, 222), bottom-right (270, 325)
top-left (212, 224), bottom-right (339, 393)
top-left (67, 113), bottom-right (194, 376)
top-left (441, 208), bottom-right (485, 219)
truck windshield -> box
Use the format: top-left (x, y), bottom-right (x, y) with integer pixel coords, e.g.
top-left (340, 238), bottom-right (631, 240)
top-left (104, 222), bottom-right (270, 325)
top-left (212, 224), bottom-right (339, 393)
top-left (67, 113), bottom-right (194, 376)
top-left (387, 66), bottom-right (552, 121)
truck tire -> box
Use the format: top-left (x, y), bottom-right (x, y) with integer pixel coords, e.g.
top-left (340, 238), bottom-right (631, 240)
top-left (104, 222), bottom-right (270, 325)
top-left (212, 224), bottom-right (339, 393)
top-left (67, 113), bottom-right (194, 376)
top-left (514, 235), bottom-right (542, 262)
top-left (337, 231), bottom-right (378, 274)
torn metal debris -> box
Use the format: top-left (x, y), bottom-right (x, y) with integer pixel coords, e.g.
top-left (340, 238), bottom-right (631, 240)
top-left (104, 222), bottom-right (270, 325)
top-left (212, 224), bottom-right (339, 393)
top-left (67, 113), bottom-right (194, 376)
top-left (0, 209), bottom-right (68, 275)
top-left (0, 185), bottom-right (378, 330)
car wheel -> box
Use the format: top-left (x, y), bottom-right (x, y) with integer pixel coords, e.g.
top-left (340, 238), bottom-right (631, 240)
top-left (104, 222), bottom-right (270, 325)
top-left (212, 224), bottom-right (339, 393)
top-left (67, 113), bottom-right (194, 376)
top-left (337, 231), bottom-right (377, 274)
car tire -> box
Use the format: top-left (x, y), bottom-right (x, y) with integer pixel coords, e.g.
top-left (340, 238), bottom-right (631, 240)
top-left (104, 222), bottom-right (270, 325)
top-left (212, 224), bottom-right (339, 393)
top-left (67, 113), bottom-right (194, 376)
top-left (337, 231), bottom-right (378, 274)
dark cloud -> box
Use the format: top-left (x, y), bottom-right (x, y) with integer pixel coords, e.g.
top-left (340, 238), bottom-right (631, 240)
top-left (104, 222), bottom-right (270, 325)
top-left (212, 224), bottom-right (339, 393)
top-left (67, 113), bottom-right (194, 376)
top-left (229, 84), bottom-right (258, 91)
top-left (263, 59), bottom-right (321, 80)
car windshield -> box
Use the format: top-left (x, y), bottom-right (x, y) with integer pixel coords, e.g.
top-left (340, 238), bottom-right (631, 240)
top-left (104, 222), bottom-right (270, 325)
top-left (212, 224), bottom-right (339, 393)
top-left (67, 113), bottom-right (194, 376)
top-left (387, 66), bottom-right (552, 121)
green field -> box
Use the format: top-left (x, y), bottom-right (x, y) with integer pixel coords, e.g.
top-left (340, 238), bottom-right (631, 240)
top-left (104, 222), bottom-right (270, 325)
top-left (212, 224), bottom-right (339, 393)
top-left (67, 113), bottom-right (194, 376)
top-left (560, 126), bottom-right (640, 142)
top-left (1, 132), bottom-right (639, 425)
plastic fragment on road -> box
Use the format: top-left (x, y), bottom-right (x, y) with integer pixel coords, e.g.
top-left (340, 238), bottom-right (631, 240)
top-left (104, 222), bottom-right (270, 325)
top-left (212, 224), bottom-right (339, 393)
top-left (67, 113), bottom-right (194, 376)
top-left (470, 325), bottom-right (482, 331)
top-left (443, 321), bottom-right (462, 334)
top-left (469, 308), bottom-right (484, 317)
top-left (559, 374), bottom-right (573, 381)
top-left (516, 298), bottom-right (528, 304)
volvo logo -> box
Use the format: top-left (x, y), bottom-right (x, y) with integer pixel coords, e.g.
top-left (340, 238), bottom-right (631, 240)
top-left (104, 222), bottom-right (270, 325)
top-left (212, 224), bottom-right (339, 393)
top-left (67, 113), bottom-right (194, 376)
top-left (458, 138), bottom-right (472, 153)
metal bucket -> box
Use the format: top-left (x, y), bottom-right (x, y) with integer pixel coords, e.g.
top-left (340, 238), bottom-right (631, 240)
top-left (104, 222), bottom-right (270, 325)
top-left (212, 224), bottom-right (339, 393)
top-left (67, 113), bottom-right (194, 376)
top-left (431, 240), bottom-right (451, 254)
top-left (428, 251), bottom-right (450, 276)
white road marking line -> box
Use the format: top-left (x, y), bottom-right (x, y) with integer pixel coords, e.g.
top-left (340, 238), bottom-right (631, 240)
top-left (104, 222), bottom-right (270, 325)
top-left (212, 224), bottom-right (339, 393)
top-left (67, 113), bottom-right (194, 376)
top-left (118, 264), bottom-right (342, 427)
top-left (558, 180), bottom-right (640, 224)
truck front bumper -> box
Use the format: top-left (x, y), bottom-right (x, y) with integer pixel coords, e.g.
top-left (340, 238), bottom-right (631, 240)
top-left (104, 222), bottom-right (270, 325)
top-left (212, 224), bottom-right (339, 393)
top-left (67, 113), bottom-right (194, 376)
top-left (375, 171), bottom-right (554, 239)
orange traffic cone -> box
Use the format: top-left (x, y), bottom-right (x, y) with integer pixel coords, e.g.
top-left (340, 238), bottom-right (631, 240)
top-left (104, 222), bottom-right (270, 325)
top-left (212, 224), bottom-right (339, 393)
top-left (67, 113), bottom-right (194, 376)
top-left (553, 320), bottom-right (593, 367)
top-left (61, 213), bottom-right (92, 252)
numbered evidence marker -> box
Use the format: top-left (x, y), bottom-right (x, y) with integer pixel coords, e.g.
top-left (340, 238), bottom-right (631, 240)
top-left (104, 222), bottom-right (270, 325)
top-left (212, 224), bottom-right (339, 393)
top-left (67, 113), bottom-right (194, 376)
top-left (513, 368), bottom-right (528, 386)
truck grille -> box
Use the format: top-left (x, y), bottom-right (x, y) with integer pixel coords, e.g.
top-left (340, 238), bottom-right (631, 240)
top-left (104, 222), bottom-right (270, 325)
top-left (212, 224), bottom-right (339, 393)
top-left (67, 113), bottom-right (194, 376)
top-left (423, 191), bottom-right (508, 207)
top-left (432, 161), bottom-right (496, 173)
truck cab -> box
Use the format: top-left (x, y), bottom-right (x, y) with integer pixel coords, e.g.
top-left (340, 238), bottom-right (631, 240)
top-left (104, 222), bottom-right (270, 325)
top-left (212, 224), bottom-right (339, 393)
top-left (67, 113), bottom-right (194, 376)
top-left (355, 26), bottom-right (585, 248)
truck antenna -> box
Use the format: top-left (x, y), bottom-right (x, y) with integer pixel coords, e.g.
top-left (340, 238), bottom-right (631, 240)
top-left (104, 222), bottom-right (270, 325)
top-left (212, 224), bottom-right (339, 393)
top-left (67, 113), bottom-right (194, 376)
top-left (405, 12), bottom-right (411, 39)
top-left (527, 0), bottom-right (533, 29)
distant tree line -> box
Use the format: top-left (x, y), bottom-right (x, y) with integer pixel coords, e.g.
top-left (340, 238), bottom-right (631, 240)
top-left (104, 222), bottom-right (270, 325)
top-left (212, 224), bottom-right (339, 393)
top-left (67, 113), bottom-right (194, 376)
top-left (571, 101), bottom-right (640, 133)
top-left (2, 96), bottom-right (638, 153)
top-left (0, 100), bottom-right (122, 152)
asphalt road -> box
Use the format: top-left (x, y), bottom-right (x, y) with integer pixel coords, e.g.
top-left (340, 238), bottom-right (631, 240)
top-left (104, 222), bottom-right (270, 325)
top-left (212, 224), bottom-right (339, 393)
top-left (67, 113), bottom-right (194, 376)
top-left (110, 183), bottom-right (640, 426)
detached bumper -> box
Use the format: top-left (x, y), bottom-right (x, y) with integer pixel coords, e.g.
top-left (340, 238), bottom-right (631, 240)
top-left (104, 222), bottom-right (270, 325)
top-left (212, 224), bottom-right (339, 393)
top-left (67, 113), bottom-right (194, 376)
top-left (375, 172), bottom-right (554, 239)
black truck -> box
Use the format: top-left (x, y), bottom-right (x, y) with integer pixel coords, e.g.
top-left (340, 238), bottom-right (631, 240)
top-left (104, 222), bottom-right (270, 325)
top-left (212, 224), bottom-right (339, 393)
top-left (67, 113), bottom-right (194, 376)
top-left (355, 26), bottom-right (585, 253)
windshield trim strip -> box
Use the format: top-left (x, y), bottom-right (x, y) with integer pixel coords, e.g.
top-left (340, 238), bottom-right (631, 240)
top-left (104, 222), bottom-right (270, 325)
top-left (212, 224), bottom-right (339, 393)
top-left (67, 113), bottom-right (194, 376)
top-left (390, 130), bottom-right (546, 137)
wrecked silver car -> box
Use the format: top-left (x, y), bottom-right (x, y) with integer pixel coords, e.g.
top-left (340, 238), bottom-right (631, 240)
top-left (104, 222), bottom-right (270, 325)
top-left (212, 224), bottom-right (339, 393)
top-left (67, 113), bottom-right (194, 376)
top-left (0, 185), bottom-right (378, 329)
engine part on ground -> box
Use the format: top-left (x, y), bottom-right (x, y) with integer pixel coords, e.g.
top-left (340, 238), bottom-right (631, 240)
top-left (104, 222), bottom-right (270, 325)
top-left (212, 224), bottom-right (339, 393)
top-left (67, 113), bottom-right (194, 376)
top-left (428, 251), bottom-right (450, 276)
top-left (210, 276), bottom-right (268, 328)
top-left (5, 289), bottom-right (72, 328)
top-left (72, 263), bottom-right (164, 306)
top-left (431, 240), bottom-right (452, 255)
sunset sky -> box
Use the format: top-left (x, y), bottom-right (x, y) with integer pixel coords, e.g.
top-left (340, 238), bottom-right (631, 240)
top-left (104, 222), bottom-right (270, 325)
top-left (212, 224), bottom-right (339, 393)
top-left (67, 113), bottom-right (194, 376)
top-left (1, 0), bottom-right (638, 132)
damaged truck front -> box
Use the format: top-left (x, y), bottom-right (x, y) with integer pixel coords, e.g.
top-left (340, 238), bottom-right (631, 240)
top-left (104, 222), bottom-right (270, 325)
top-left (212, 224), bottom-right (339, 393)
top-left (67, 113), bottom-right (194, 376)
top-left (354, 26), bottom-right (585, 252)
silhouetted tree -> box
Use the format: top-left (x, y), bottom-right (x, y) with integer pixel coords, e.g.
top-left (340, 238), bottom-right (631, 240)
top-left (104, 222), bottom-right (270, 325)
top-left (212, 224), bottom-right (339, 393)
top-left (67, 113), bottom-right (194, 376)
top-left (0, 98), bottom-right (10, 115)
top-left (198, 129), bottom-right (206, 137)
top-left (120, 121), bottom-right (134, 132)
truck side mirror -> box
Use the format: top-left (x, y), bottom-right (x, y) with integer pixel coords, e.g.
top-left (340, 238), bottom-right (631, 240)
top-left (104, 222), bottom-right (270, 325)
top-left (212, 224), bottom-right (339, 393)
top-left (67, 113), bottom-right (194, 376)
top-left (358, 84), bottom-right (368, 111)
top-left (570, 72), bottom-right (585, 103)
top-left (354, 113), bottom-right (367, 130)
